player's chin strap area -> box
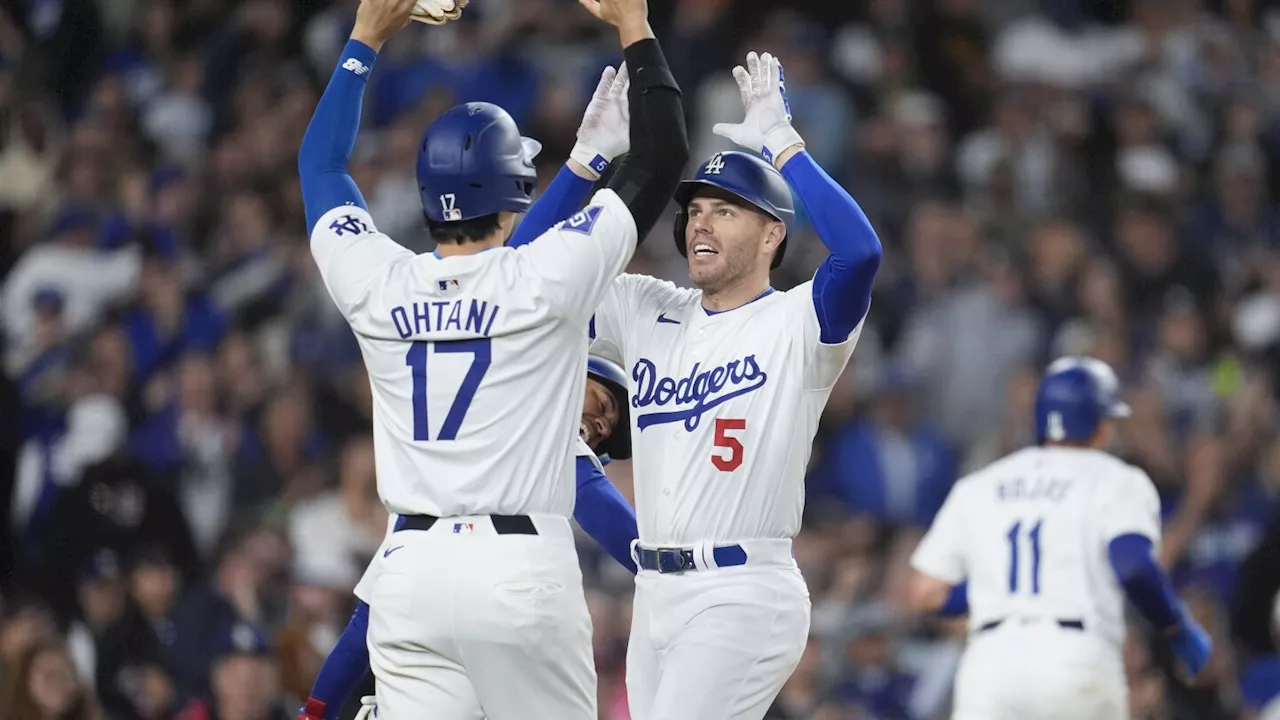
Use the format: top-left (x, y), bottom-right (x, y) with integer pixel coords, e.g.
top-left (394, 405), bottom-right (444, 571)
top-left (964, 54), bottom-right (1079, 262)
top-left (353, 696), bottom-right (377, 720)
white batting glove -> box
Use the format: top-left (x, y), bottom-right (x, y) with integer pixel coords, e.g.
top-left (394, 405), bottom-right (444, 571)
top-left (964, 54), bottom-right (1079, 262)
top-left (411, 0), bottom-right (467, 24)
top-left (570, 64), bottom-right (630, 178)
top-left (712, 51), bottom-right (805, 166)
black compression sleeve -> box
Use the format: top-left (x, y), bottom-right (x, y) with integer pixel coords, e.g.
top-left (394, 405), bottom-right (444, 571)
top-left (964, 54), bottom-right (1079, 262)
top-left (607, 38), bottom-right (689, 245)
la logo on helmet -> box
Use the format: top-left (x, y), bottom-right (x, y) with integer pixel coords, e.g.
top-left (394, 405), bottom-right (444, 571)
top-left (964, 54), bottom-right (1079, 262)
top-left (705, 154), bottom-right (725, 175)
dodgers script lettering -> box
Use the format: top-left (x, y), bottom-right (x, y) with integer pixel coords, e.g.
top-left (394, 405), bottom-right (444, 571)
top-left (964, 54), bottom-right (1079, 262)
top-left (631, 356), bottom-right (767, 431)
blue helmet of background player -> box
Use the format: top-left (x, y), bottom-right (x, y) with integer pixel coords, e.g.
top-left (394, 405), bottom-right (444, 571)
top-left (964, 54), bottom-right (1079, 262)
top-left (416, 102), bottom-right (541, 223)
top-left (586, 356), bottom-right (631, 461)
top-left (673, 151), bottom-right (795, 269)
top-left (1034, 356), bottom-right (1132, 444)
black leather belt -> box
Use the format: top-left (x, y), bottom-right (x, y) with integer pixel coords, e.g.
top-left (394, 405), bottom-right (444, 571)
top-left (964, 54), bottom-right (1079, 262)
top-left (395, 514), bottom-right (538, 535)
top-left (977, 618), bottom-right (1084, 633)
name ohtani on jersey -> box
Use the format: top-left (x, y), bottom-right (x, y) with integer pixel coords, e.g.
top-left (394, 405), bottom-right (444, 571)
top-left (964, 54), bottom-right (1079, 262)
top-left (631, 355), bottom-right (768, 431)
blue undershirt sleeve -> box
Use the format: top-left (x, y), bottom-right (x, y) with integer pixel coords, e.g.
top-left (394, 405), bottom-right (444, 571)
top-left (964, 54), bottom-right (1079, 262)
top-left (1108, 533), bottom-right (1182, 631)
top-left (299, 40), bottom-right (378, 233)
top-left (779, 151), bottom-right (882, 344)
top-left (574, 456), bottom-right (639, 574)
top-left (508, 166), bottom-right (597, 249)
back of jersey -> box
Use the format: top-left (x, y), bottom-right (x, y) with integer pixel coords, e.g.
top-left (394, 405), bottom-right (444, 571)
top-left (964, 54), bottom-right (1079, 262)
top-left (309, 194), bottom-right (636, 518)
top-left (913, 446), bottom-right (1162, 647)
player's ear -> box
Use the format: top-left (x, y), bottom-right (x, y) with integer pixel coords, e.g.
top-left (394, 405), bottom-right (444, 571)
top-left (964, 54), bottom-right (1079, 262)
top-left (761, 221), bottom-right (785, 258)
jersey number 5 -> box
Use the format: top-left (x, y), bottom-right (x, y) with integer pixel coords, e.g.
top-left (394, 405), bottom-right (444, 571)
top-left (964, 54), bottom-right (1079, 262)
top-left (1005, 519), bottom-right (1044, 595)
top-left (712, 418), bottom-right (746, 471)
top-left (405, 339), bottom-right (491, 441)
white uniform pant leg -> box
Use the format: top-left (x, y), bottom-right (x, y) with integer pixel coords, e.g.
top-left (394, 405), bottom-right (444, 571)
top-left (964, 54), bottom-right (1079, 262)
top-left (456, 540), bottom-right (597, 720)
top-left (631, 566), bottom-right (811, 720)
top-left (625, 573), bottom-right (662, 720)
top-left (952, 624), bottom-right (1127, 720)
top-left (367, 517), bottom-right (596, 720)
top-left (367, 569), bottom-right (483, 719)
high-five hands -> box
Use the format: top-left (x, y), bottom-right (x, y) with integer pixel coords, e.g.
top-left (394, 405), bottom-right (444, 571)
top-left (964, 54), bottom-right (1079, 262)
top-left (412, 0), bottom-right (469, 24)
top-left (578, 0), bottom-right (649, 28)
top-left (712, 51), bottom-right (806, 167)
top-left (352, 0), bottom-right (417, 51)
top-left (571, 64), bottom-right (630, 178)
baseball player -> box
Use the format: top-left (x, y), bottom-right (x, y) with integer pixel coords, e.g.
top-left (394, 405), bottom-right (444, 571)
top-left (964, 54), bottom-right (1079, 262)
top-left (908, 357), bottom-right (1213, 719)
top-left (295, 0), bottom-right (687, 715)
top-left (587, 51), bottom-right (883, 720)
top-left (297, 356), bottom-right (640, 720)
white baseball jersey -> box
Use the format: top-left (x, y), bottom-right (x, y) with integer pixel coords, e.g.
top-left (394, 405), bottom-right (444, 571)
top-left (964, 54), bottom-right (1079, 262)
top-left (310, 190), bottom-right (636, 518)
top-left (911, 446), bottom-right (1162, 648)
top-left (590, 274), bottom-right (863, 545)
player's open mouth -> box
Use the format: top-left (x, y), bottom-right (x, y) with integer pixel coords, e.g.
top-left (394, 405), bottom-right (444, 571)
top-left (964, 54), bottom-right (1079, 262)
top-left (692, 243), bottom-right (718, 256)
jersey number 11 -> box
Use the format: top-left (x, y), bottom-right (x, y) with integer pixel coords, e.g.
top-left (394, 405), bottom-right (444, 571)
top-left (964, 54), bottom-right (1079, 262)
top-left (1006, 519), bottom-right (1043, 595)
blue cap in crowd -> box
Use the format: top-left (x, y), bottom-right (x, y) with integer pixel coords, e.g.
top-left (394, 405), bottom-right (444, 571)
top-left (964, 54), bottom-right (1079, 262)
top-left (216, 621), bottom-right (274, 659)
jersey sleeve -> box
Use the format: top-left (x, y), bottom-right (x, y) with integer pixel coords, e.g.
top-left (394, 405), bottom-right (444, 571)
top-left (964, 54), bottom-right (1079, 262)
top-left (782, 279), bottom-right (867, 391)
top-left (910, 480), bottom-right (968, 584)
top-left (514, 188), bottom-right (638, 329)
top-left (1100, 466), bottom-right (1163, 545)
top-left (590, 272), bottom-right (695, 366)
top-left (311, 206), bottom-right (413, 322)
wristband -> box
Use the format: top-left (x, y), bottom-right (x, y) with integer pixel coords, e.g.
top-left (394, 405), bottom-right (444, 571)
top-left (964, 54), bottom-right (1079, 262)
top-left (570, 143), bottom-right (611, 178)
top-left (762, 125), bottom-right (804, 166)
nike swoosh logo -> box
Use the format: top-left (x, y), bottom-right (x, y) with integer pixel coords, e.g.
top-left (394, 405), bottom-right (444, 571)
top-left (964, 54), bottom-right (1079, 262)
top-left (383, 545), bottom-right (404, 558)
top-left (657, 313), bottom-right (680, 325)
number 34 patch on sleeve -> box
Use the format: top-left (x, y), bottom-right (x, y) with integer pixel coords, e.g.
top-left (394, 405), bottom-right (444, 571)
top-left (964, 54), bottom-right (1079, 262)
top-left (561, 206), bottom-right (603, 236)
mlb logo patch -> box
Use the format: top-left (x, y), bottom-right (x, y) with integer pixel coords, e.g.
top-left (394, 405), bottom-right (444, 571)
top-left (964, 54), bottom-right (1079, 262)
top-left (562, 205), bottom-right (603, 236)
top-left (453, 523), bottom-right (474, 534)
top-left (437, 278), bottom-right (460, 291)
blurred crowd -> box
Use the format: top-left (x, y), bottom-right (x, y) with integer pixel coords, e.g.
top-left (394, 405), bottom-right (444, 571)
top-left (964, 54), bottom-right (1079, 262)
top-left (2, 0), bottom-right (1280, 718)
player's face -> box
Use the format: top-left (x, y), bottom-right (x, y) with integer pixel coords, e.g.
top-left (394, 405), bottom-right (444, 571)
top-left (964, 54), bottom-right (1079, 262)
top-left (685, 192), bottom-right (784, 293)
top-left (581, 378), bottom-right (620, 451)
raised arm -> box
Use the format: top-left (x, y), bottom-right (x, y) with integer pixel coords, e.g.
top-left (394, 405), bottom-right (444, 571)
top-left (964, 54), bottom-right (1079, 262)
top-left (582, 0), bottom-right (689, 245)
top-left (712, 52), bottom-right (882, 343)
top-left (509, 64), bottom-right (631, 249)
top-left (299, 0), bottom-right (418, 232)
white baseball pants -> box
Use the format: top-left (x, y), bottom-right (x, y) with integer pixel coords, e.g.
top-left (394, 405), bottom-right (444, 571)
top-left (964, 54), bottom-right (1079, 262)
top-left (625, 540), bottom-right (810, 720)
top-left (951, 620), bottom-right (1127, 720)
top-left (366, 514), bottom-right (596, 720)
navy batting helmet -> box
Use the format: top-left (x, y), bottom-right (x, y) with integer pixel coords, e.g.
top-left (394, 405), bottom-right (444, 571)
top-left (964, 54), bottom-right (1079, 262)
top-left (416, 102), bottom-right (540, 223)
top-left (1034, 356), bottom-right (1131, 444)
top-left (586, 356), bottom-right (631, 461)
top-left (673, 151), bottom-right (795, 269)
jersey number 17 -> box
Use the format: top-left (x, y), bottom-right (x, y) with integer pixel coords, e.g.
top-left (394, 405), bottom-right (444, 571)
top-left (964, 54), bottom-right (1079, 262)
top-left (405, 339), bottom-right (491, 441)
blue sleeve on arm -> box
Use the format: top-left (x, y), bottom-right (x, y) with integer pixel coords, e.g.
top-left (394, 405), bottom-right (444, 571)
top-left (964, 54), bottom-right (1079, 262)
top-left (508, 165), bottom-right (597, 249)
top-left (939, 580), bottom-right (968, 617)
top-left (299, 40), bottom-right (378, 233)
top-left (780, 151), bottom-right (883, 344)
top-left (1108, 533), bottom-right (1182, 631)
top-left (308, 600), bottom-right (371, 720)
top-left (574, 456), bottom-right (638, 574)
